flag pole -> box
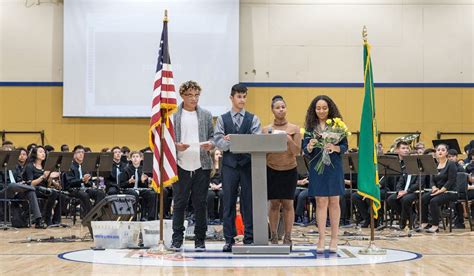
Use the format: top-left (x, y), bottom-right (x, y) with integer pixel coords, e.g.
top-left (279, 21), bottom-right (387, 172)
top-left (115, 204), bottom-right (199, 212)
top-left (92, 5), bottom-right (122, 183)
top-left (358, 25), bottom-right (386, 256)
top-left (151, 9), bottom-right (173, 254)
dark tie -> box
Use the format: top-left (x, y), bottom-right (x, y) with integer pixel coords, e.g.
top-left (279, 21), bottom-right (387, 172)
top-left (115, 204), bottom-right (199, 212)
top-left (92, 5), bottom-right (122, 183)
top-left (234, 113), bottom-right (242, 131)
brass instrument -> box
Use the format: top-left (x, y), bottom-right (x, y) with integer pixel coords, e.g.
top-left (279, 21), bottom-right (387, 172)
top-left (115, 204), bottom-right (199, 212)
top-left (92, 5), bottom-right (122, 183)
top-left (388, 134), bottom-right (420, 153)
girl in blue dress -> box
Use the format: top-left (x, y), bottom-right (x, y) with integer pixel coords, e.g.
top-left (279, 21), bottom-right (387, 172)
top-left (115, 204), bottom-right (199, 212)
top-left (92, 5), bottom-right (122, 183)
top-left (303, 95), bottom-right (348, 253)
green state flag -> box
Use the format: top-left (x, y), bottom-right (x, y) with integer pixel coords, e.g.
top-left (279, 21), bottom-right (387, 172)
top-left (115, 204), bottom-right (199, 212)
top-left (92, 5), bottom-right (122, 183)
top-left (357, 41), bottom-right (381, 218)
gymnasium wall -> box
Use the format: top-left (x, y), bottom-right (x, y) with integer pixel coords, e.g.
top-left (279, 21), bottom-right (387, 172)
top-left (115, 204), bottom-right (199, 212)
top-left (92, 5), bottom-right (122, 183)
top-left (0, 0), bottom-right (473, 152)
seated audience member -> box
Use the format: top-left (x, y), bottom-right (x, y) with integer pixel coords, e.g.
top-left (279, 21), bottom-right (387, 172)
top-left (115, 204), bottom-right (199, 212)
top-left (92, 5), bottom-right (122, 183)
top-left (420, 144), bottom-right (458, 233)
top-left (65, 145), bottom-right (106, 216)
top-left (119, 151), bottom-right (158, 221)
top-left (106, 146), bottom-right (127, 195)
top-left (27, 143), bottom-right (37, 155)
top-left (414, 142), bottom-right (426, 155)
top-left (294, 175), bottom-right (309, 224)
top-left (44, 145), bottom-right (55, 154)
top-left (23, 146), bottom-right (61, 227)
top-left (0, 146), bottom-right (44, 228)
top-left (60, 144), bottom-right (69, 152)
top-left (207, 149), bottom-right (224, 222)
top-left (121, 146), bottom-right (131, 163)
top-left (464, 149), bottom-right (474, 174)
top-left (386, 142), bottom-right (420, 229)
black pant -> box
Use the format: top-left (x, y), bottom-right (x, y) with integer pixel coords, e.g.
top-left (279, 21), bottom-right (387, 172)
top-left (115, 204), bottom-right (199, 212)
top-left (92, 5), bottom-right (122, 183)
top-left (294, 188), bottom-right (308, 217)
top-left (340, 189), bottom-right (352, 220)
top-left (6, 183), bottom-right (42, 221)
top-left (172, 167), bottom-right (210, 242)
top-left (36, 188), bottom-right (59, 225)
top-left (387, 192), bottom-right (418, 227)
top-left (207, 189), bottom-right (224, 220)
top-left (222, 164), bottom-right (253, 244)
top-left (68, 188), bottom-right (106, 216)
top-left (421, 192), bottom-right (457, 225)
top-left (352, 189), bottom-right (386, 222)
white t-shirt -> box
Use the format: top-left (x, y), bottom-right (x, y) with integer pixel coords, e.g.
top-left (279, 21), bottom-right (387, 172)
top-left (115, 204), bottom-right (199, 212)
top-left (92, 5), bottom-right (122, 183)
top-left (177, 109), bottom-right (201, 171)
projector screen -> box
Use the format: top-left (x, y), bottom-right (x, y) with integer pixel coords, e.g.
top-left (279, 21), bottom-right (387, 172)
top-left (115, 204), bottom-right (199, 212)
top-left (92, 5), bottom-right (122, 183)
top-left (63, 0), bottom-right (239, 117)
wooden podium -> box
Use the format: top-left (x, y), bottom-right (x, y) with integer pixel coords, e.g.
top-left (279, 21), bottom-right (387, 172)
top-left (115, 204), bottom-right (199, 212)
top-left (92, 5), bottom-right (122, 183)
top-left (229, 134), bottom-right (290, 254)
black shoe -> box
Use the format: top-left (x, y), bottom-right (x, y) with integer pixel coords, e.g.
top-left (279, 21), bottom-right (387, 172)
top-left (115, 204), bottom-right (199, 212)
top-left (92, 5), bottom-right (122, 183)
top-left (195, 239), bottom-right (206, 252)
top-left (361, 220), bottom-right (370, 228)
top-left (223, 243), bottom-right (233, 252)
top-left (170, 240), bottom-right (183, 251)
top-left (243, 238), bottom-right (253, 245)
top-left (34, 219), bottom-right (46, 229)
top-left (453, 224), bottom-right (465, 229)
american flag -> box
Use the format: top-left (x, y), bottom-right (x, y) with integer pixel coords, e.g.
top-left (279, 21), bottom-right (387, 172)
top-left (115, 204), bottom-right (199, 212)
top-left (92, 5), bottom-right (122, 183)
top-left (149, 16), bottom-right (178, 192)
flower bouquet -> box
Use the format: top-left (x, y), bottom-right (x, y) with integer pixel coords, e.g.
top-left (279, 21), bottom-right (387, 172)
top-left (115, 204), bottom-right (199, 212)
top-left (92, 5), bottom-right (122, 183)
top-left (306, 118), bottom-right (351, 174)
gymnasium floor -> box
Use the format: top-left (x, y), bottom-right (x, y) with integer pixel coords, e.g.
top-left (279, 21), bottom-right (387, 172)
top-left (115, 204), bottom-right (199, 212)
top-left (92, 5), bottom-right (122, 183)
top-left (1, 220), bottom-right (473, 275)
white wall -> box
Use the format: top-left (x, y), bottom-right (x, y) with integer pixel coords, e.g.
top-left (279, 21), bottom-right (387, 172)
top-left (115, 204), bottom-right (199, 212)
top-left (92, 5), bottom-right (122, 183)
top-left (1, 0), bottom-right (473, 83)
top-left (240, 0), bottom-right (474, 83)
top-left (0, 0), bottom-right (63, 81)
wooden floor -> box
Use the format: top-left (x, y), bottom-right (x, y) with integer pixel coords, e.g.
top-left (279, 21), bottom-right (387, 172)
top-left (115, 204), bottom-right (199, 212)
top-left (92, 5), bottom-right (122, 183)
top-left (1, 220), bottom-right (473, 275)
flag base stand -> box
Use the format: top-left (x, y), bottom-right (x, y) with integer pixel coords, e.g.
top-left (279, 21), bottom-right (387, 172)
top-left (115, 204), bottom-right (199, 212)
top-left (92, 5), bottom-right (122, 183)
top-left (358, 241), bottom-right (387, 255)
top-left (146, 240), bottom-right (174, 255)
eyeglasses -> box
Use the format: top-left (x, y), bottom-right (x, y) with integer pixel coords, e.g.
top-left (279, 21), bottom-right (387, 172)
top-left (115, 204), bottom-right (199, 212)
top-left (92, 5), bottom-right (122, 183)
top-left (183, 93), bottom-right (200, 99)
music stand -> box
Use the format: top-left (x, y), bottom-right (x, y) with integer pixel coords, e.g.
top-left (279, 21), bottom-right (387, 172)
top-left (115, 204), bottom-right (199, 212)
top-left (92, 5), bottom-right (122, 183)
top-left (143, 152), bottom-right (153, 175)
top-left (0, 150), bottom-right (20, 230)
top-left (44, 152), bottom-right (74, 228)
top-left (403, 155), bottom-right (438, 229)
top-left (342, 153), bottom-right (358, 226)
top-left (82, 153), bottom-right (112, 188)
top-left (376, 155), bottom-right (402, 231)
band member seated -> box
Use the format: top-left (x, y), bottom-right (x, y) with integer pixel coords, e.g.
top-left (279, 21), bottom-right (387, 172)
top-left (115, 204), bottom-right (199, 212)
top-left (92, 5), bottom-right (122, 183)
top-left (65, 145), bottom-right (106, 216)
top-left (106, 146), bottom-right (127, 195)
top-left (352, 158), bottom-right (397, 227)
top-left (23, 146), bottom-right (60, 227)
top-left (207, 149), bottom-right (224, 222)
top-left (386, 141), bottom-right (420, 230)
top-left (447, 149), bottom-right (465, 173)
top-left (119, 151), bottom-right (158, 221)
top-left (0, 146), bottom-right (43, 228)
top-left (420, 143), bottom-right (458, 233)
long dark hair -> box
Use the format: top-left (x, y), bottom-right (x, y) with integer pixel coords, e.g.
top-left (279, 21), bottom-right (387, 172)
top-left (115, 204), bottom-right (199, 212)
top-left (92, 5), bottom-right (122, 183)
top-left (304, 95), bottom-right (342, 130)
top-left (28, 146), bottom-right (46, 166)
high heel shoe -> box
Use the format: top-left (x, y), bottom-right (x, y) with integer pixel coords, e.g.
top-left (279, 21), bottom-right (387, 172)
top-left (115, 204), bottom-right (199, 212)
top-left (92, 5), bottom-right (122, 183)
top-left (270, 232), bottom-right (279, 245)
top-left (283, 234), bottom-right (292, 250)
top-left (329, 240), bottom-right (338, 253)
top-left (316, 241), bottom-right (325, 254)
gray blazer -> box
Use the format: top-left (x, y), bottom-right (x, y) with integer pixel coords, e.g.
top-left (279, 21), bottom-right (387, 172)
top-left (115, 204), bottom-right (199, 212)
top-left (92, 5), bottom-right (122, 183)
top-left (173, 104), bottom-right (214, 170)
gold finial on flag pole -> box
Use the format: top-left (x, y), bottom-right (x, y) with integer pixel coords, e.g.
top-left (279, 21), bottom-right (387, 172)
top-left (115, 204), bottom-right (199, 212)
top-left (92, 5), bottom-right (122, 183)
top-left (362, 25), bottom-right (368, 43)
top-left (164, 9), bottom-right (168, 22)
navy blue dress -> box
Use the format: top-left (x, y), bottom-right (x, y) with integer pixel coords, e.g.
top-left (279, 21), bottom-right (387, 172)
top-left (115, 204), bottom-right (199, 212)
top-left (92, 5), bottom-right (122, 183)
top-left (303, 131), bottom-right (348, 197)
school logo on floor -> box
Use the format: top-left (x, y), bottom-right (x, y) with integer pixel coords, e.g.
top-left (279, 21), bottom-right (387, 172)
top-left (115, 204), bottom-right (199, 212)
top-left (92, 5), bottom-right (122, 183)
top-left (59, 244), bottom-right (421, 267)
